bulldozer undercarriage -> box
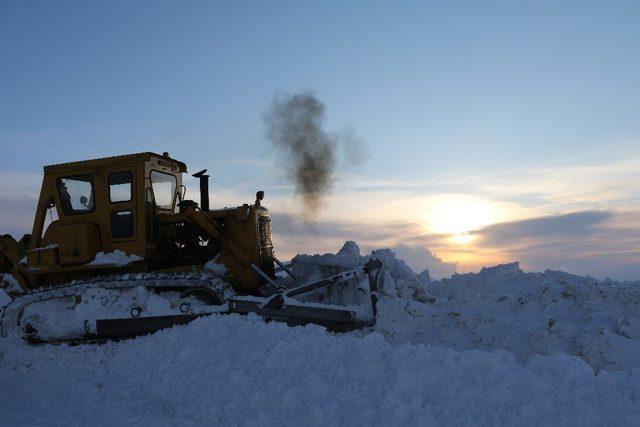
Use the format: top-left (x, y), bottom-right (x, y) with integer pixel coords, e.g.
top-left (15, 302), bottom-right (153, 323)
top-left (1, 259), bottom-right (381, 344)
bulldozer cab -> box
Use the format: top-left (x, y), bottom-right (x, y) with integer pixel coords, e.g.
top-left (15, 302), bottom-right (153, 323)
top-left (2, 151), bottom-right (275, 294)
top-left (29, 152), bottom-right (186, 272)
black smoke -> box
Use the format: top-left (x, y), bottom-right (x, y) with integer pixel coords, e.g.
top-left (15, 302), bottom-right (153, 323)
top-left (265, 92), bottom-right (358, 219)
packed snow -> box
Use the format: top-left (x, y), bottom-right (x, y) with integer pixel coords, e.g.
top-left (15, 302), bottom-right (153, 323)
top-left (0, 290), bottom-right (10, 307)
top-left (1, 241), bottom-right (639, 424)
top-left (88, 250), bottom-right (143, 266)
top-left (2, 314), bottom-right (640, 425)
top-left (0, 273), bottom-right (21, 295)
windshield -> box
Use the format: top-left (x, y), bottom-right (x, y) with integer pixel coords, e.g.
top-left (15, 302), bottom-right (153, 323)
top-left (150, 171), bottom-right (177, 210)
top-left (58, 175), bottom-right (95, 214)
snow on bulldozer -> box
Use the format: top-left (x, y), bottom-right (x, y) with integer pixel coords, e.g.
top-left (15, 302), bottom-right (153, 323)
top-left (0, 152), bottom-right (381, 343)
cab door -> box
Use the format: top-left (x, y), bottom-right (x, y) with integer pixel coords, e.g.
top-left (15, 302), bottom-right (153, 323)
top-left (106, 168), bottom-right (137, 244)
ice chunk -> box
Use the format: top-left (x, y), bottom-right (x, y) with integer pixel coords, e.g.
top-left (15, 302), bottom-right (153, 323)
top-left (337, 240), bottom-right (360, 257)
top-left (417, 269), bottom-right (431, 285)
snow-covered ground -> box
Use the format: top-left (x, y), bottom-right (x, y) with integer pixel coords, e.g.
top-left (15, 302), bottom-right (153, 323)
top-left (1, 242), bottom-right (639, 425)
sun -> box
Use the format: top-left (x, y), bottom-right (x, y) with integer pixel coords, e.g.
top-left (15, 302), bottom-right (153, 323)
top-left (450, 233), bottom-right (475, 245)
top-left (425, 194), bottom-right (498, 244)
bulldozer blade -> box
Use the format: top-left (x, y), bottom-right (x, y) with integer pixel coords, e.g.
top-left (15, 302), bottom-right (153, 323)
top-left (95, 315), bottom-right (200, 340)
top-left (224, 261), bottom-right (381, 331)
top-left (92, 299), bottom-right (364, 341)
top-left (88, 271), bottom-right (375, 339)
top-left (227, 297), bottom-right (368, 331)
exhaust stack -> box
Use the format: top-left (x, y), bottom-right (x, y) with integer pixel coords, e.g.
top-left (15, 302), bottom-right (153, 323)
top-left (192, 169), bottom-right (210, 211)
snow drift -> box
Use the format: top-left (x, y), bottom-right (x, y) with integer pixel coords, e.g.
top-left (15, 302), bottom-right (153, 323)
top-left (1, 314), bottom-right (639, 425)
top-left (292, 242), bottom-right (640, 372)
top-left (1, 241), bottom-right (640, 424)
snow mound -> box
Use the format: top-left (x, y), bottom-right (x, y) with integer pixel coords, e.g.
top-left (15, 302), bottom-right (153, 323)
top-left (409, 262), bottom-right (640, 372)
top-left (1, 314), bottom-right (639, 425)
top-left (370, 254), bottom-right (640, 372)
top-left (290, 243), bottom-right (640, 372)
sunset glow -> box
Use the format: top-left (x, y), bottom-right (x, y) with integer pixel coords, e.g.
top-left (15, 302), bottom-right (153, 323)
top-left (426, 194), bottom-right (498, 237)
top-left (450, 233), bottom-right (475, 245)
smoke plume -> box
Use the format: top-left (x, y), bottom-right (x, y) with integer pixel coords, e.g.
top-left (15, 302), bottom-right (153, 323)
top-left (264, 92), bottom-right (343, 219)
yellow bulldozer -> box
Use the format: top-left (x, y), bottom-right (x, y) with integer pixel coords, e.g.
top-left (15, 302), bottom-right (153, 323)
top-left (0, 152), bottom-right (380, 343)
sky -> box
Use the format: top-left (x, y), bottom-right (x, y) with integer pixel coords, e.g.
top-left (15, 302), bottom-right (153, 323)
top-left (1, 0), bottom-right (640, 279)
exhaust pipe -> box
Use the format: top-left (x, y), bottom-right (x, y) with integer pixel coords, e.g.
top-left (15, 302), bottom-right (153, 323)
top-left (192, 169), bottom-right (210, 211)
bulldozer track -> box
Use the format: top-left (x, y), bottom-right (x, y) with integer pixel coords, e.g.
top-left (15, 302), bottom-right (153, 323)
top-left (1, 273), bottom-right (231, 338)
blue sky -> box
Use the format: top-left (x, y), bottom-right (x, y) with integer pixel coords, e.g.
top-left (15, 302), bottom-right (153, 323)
top-left (2, 1), bottom-right (640, 279)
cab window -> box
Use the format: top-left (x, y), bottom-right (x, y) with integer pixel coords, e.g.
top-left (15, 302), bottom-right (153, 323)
top-left (57, 175), bottom-right (95, 215)
top-left (150, 171), bottom-right (176, 210)
top-left (111, 210), bottom-right (134, 238)
top-left (109, 172), bottom-right (133, 203)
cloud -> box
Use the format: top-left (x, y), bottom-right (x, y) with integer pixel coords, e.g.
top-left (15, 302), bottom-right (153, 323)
top-left (391, 244), bottom-right (457, 279)
top-left (0, 198), bottom-right (38, 237)
top-left (475, 210), bottom-right (612, 245)
top-left (271, 212), bottom-right (417, 241)
top-left (453, 150), bottom-right (640, 211)
top-left (0, 171), bottom-right (41, 237)
top-left (0, 171), bottom-right (43, 199)
top-left (270, 212), bottom-right (422, 256)
top-left (269, 212), bottom-right (455, 278)
top-left (471, 210), bottom-right (640, 280)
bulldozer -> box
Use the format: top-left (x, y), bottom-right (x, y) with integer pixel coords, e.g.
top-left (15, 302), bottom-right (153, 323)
top-left (0, 152), bottom-right (381, 343)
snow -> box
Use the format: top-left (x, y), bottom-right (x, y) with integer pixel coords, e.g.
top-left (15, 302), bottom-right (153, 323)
top-left (0, 314), bottom-right (638, 425)
top-left (29, 244), bottom-right (59, 251)
top-left (372, 260), bottom-right (640, 372)
top-left (0, 289), bottom-right (10, 306)
top-left (288, 243), bottom-right (640, 373)
top-left (417, 269), bottom-right (430, 284)
top-left (204, 258), bottom-right (229, 276)
top-left (1, 241), bottom-right (640, 424)
top-left (0, 273), bottom-right (22, 295)
top-left (88, 250), bottom-right (143, 266)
